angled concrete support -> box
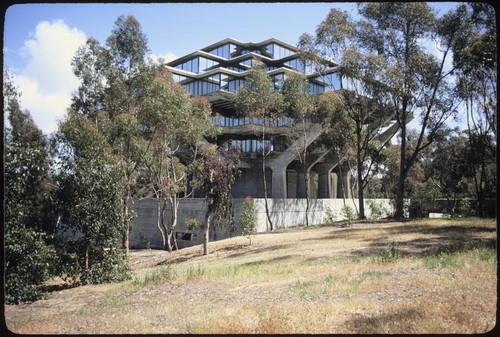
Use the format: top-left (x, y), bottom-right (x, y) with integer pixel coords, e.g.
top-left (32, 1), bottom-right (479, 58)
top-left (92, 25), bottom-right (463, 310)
top-left (267, 123), bottom-right (323, 199)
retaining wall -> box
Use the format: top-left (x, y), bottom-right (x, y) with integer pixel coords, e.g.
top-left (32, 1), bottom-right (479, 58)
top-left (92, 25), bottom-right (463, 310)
top-left (129, 197), bottom-right (394, 249)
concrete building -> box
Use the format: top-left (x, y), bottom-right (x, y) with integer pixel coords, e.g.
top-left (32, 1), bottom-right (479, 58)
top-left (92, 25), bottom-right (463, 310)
top-left (164, 38), bottom-right (400, 200)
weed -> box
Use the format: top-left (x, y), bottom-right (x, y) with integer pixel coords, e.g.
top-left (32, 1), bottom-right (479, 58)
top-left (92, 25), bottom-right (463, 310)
top-left (373, 242), bottom-right (401, 262)
top-left (424, 253), bottom-right (462, 269)
top-left (186, 265), bottom-right (206, 279)
top-left (341, 205), bottom-right (357, 223)
top-left (324, 274), bottom-right (337, 284)
top-left (133, 265), bottom-right (176, 286)
top-left (292, 279), bottom-right (314, 290)
top-left (323, 206), bottom-right (338, 225)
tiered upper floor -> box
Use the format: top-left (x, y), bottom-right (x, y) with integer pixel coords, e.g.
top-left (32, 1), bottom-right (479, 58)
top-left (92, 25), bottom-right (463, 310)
top-left (165, 38), bottom-right (362, 103)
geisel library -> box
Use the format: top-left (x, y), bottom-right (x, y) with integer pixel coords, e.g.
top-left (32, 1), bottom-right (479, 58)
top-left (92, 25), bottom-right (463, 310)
top-left (130, 38), bottom-right (400, 249)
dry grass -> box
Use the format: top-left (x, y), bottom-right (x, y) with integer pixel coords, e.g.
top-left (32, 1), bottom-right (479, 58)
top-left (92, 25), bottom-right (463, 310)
top-left (5, 218), bottom-right (497, 334)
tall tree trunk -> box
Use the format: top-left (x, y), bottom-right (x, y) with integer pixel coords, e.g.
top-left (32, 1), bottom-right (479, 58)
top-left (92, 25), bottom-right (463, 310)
top-left (395, 174), bottom-right (406, 219)
top-left (122, 193), bottom-right (130, 255)
top-left (356, 123), bottom-right (366, 219)
top-left (395, 115), bottom-right (407, 219)
top-left (168, 196), bottom-right (179, 251)
top-left (156, 198), bottom-right (166, 249)
top-left (261, 127), bottom-right (274, 231)
top-left (161, 198), bottom-right (174, 252)
top-left (302, 120), bottom-right (309, 227)
top-left (304, 166), bottom-right (310, 227)
top-left (203, 211), bottom-right (211, 255)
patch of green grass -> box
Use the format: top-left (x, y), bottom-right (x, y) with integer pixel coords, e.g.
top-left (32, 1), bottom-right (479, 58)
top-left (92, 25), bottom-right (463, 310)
top-left (423, 253), bottom-right (463, 269)
top-left (372, 242), bottom-right (401, 262)
top-left (133, 265), bottom-right (177, 286)
top-left (471, 247), bottom-right (497, 264)
top-left (291, 279), bottom-right (315, 290)
top-left (324, 274), bottom-right (339, 284)
top-left (185, 265), bottom-right (206, 279)
top-left (423, 239), bottom-right (496, 269)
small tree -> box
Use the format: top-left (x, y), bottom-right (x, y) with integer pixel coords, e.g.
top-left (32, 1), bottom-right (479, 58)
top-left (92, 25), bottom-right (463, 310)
top-left (194, 145), bottom-right (239, 255)
top-left (239, 197), bottom-right (258, 245)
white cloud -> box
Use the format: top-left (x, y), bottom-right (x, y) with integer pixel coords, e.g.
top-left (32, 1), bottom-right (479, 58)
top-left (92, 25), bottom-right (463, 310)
top-left (150, 51), bottom-right (177, 64)
top-left (13, 74), bottom-right (72, 135)
top-left (13, 20), bottom-right (87, 135)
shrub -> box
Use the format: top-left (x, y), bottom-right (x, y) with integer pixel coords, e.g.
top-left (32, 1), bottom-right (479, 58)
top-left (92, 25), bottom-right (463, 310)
top-left (4, 227), bottom-right (57, 304)
top-left (373, 241), bottom-right (401, 262)
top-left (367, 200), bottom-right (386, 220)
top-left (185, 218), bottom-right (201, 231)
top-left (323, 206), bottom-right (338, 225)
top-left (341, 205), bottom-right (357, 223)
top-left (240, 197), bottom-right (258, 244)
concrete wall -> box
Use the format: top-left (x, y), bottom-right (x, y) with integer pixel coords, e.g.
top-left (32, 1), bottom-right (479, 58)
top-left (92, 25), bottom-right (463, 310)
top-left (129, 197), bottom-right (394, 249)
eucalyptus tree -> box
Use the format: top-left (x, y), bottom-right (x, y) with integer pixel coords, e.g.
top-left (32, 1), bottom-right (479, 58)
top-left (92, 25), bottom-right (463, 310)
top-left (4, 72), bottom-right (57, 303)
top-left (139, 69), bottom-right (216, 251)
top-left (71, 15), bottom-right (152, 252)
top-left (298, 8), bottom-right (394, 219)
top-left (356, 3), bottom-right (467, 218)
top-left (301, 3), bottom-right (467, 218)
top-left (425, 129), bottom-right (472, 215)
top-left (281, 72), bottom-right (316, 225)
top-left (54, 111), bottom-right (130, 284)
top-left (234, 64), bottom-right (284, 231)
top-left (452, 3), bottom-right (496, 217)
top-left (194, 145), bottom-right (240, 255)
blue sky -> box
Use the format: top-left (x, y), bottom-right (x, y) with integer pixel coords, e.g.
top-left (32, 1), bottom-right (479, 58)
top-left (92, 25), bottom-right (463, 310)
top-left (4, 2), bottom-right (461, 135)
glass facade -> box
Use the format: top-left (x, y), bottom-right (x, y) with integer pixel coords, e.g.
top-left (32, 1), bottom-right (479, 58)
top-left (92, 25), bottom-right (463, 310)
top-left (169, 39), bottom-right (343, 97)
top-left (207, 43), bottom-right (237, 59)
top-left (284, 58), bottom-right (305, 72)
top-left (212, 115), bottom-right (295, 127)
top-left (265, 43), bottom-right (294, 59)
top-left (175, 57), bottom-right (218, 74)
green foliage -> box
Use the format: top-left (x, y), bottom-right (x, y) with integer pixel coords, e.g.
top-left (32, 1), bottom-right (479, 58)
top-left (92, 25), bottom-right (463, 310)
top-left (423, 239), bottom-right (497, 269)
top-left (4, 77), bottom-right (57, 303)
top-left (239, 197), bottom-right (258, 244)
top-left (423, 253), bottom-right (462, 269)
top-left (4, 227), bottom-right (57, 304)
top-left (54, 113), bottom-right (130, 285)
top-left (185, 218), bottom-right (201, 231)
top-left (373, 242), bottom-right (401, 262)
top-left (186, 265), bottom-right (207, 280)
top-left (455, 199), bottom-right (477, 217)
top-left (367, 200), bottom-right (386, 219)
top-left (133, 265), bottom-right (176, 286)
top-left (341, 205), bottom-right (357, 223)
top-left (234, 65), bottom-right (284, 120)
top-left (193, 145), bottom-right (240, 254)
top-left (323, 206), bottom-right (338, 225)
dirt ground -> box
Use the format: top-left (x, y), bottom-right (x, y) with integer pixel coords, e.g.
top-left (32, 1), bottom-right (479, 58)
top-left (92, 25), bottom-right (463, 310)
top-left (4, 218), bottom-right (497, 334)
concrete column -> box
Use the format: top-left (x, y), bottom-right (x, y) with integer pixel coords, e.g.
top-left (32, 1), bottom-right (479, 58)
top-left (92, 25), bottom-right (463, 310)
top-left (331, 172), bottom-right (338, 199)
top-left (315, 163), bottom-right (339, 199)
top-left (296, 168), bottom-right (307, 198)
top-left (286, 170), bottom-right (297, 198)
top-left (317, 167), bottom-right (331, 199)
top-left (337, 166), bottom-right (351, 199)
top-left (271, 167), bottom-right (287, 198)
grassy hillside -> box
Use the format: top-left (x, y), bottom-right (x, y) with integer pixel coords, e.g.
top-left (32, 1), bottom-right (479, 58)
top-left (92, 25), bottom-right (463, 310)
top-left (5, 218), bottom-right (497, 334)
